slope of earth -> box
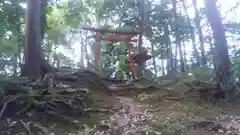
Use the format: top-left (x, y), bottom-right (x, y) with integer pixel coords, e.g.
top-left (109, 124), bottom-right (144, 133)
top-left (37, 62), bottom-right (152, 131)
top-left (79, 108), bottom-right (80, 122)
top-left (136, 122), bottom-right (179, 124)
top-left (136, 79), bottom-right (240, 135)
top-left (52, 78), bottom-right (240, 135)
top-left (2, 71), bottom-right (240, 135)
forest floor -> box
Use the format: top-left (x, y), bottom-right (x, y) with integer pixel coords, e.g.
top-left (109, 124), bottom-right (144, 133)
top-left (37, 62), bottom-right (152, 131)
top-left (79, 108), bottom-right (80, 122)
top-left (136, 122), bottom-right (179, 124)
top-left (50, 78), bottom-right (240, 135)
top-left (2, 72), bottom-right (240, 135)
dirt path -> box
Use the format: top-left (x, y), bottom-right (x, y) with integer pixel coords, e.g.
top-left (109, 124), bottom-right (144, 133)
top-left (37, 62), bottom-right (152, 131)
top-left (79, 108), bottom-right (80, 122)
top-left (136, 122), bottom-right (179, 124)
top-left (51, 93), bottom-right (240, 135)
top-left (106, 96), bottom-right (157, 134)
top-left (50, 79), bottom-right (240, 135)
top-left (67, 96), bottom-right (157, 135)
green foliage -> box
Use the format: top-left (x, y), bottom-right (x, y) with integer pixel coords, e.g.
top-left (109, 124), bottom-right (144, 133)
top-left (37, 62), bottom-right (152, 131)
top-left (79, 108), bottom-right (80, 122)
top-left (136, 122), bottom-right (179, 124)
top-left (64, 0), bottom-right (98, 27)
top-left (46, 6), bottom-right (68, 45)
top-left (188, 66), bottom-right (213, 80)
top-left (232, 56), bottom-right (240, 72)
top-left (116, 55), bottom-right (130, 72)
top-left (0, 0), bottom-right (238, 80)
top-left (225, 22), bottom-right (240, 35)
top-left (52, 52), bottom-right (75, 67)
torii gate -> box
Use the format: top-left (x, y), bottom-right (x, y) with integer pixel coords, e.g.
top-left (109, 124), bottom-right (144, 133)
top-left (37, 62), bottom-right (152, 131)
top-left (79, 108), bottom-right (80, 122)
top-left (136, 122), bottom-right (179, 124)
top-left (83, 27), bottom-right (140, 76)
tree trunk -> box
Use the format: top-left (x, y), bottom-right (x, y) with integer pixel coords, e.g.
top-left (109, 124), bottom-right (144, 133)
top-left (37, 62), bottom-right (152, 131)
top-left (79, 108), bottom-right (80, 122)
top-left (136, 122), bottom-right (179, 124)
top-left (160, 48), bottom-right (166, 76)
top-left (178, 39), bottom-right (185, 72)
top-left (204, 0), bottom-right (231, 87)
top-left (151, 40), bottom-right (157, 75)
top-left (209, 39), bottom-right (217, 70)
top-left (12, 55), bottom-right (18, 76)
top-left (84, 31), bottom-right (90, 68)
top-left (40, 0), bottom-right (48, 41)
top-left (80, 31), bottom-right (84, 68)
top-left (193, 0), bottom-right (206, 65)
top-left (190, 30), bottom-right (200, 66)
top-left (52, 44), bottom-right (57, 67)
top-left (137, 0), bottom-right (145, 77)
top-left (174, 45), bottom-right (178, 69)
top-left (172, 0), bottom-right (178, 70)
top-left (12, 0), bottom-right (23, 75)
top-left (161, 59), bottom-right (165, 77)
top-left (183, 41), bottom-right (188, 71)
top-left (164, 24), bottom-right (173, 72)
top-left (23, 0), bottom-right (41, 79)
top-left (180, 1), bottom-right (200, 66)
top-left (172, 0), bottom-right (185, 73)
top-left (46, 42), bottom-right (52, 62)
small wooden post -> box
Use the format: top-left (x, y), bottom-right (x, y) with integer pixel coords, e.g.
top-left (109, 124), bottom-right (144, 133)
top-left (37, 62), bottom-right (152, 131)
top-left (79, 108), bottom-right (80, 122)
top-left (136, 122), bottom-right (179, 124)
top-left (94, 32), bottom-right (101, 72)
top-left (127, 43), bottom-right (135, 79)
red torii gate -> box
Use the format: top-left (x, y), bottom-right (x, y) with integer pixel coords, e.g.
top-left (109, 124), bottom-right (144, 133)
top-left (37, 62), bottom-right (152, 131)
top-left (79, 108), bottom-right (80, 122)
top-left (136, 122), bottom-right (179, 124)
top-left (83, 27), bottom-right (140, 75)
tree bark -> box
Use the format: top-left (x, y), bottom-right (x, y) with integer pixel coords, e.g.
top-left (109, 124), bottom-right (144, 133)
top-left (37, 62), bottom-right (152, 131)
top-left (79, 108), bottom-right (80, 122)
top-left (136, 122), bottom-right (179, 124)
top-left (80, 31), bottom-right (84, 68)
top-left (180, 1), bottom-right (200, 66)
top-left (204, 0), bottom-right (231, 87)
top-left (150, 40), bottom-right (157, 75)
top-left (193, 0), bottom-right (206, 65)
top-left (161, 59), bottom-right (165, 76)
top-left (40, 0), bottom-right (48, 41)
top-left (183, 41), bottom-right (188, 71)
top-left (160, 48), bottom-right (165, 77)
top-left (137, 0), bottom-right (145, 77)
top-left (84, 31), bottom-right (90, 68)
top-left (46, 42), bottom-right (52, 62)
top-left (12, 0), bottom-right (23, 75)
top-left (174, 45), bottom-right (178, 69)
top-left (178, 38), bottom-right (185, 72)
top-left (23, 0), bottom-right (42, 79)
top-left (172, 0), bottom-right (185, 73)
top-left (164, 23), bottom-right (173, 72)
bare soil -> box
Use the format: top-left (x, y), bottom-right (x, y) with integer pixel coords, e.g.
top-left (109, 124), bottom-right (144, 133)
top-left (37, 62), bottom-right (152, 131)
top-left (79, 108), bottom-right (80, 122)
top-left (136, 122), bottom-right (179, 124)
top-left (50, 79), bottom-right (240, 135)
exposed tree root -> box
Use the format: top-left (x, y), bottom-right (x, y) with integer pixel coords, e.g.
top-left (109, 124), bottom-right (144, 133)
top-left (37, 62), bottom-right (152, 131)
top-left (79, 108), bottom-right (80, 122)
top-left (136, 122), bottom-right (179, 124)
top-left (19, 120), bottom-right (32, 135)
top-left (160, 79), bottom-right (229, 101)
top-left (1, 67), bottom-right (190, 134)
top-left (1, 67), bottom-right (148, 134)
top-left (84, 108), bottom-right (114, 113)
top-left (164, 95), bottom-right (187, 100)
top-left (0, 95), bottom-right (21, 119)
top-left (0, 73), bottom-right (92, 134)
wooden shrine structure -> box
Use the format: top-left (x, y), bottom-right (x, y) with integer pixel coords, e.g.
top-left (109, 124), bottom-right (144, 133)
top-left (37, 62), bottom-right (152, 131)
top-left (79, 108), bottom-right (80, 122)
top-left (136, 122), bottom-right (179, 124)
top-left (83, 27), bottom-right (140, 76)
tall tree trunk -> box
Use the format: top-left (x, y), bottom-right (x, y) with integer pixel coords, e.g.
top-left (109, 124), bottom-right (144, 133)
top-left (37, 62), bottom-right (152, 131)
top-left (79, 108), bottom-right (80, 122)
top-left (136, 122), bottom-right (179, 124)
top-left (209, 39), bottom-right (217, 70)
top-left (12, 1), bottom-right (22, 75)
top-left (172, 0), bottom-right (185, 73)
top-left (190, 29), bottom-right (200, 66)
top-left (164, 23), bottom-right (173, 72)
top-left (172, 0), bottom-right (178, 69)
top-left (183, 41), bottom-right (188, 71)
top-left (23, 0), bottom-right (41, 79)
top-left (40, 0), bottom-right (48, 41)
top-left (174, 45), bottom-right (178, 69)
top-left (137, 0), bottom-right (145, 77)
top-left (161, 60), bottom-right (165, 77)
top-left (52, 44), bottom-right (57, 67)
top-left (80, 31), bottom-right (84, 68)
top-left (180, 1), bottom-right (200, 66)
top-left (84, 31), bottom-right (90, 68)
top-left (193, 0), bottom-right (206, 65)
top-left (204, 0), bottom-right (231, 87)
top-left (160, 49), bottom-right (166, 77)
top-left (151, 40), bottom-right (157, 75)
top-left (12, 55), bottom-right (18, 76)
top-left (46, 42), bottom-right (51, 62)
top-left (178, 38), bottom-right (185, 72)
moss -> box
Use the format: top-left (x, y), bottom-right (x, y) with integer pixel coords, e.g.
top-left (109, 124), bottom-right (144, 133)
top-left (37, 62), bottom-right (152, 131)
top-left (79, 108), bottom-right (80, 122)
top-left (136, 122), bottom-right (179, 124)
top-left (150, 122), bottom-right (175, 135)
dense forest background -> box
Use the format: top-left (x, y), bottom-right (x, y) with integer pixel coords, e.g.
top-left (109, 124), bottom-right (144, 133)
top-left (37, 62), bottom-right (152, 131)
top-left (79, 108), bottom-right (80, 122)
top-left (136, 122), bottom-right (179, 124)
top-left (1, 0), bottom-right (240, 88)
top-left (2, 0), bottom-right (240, 134)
